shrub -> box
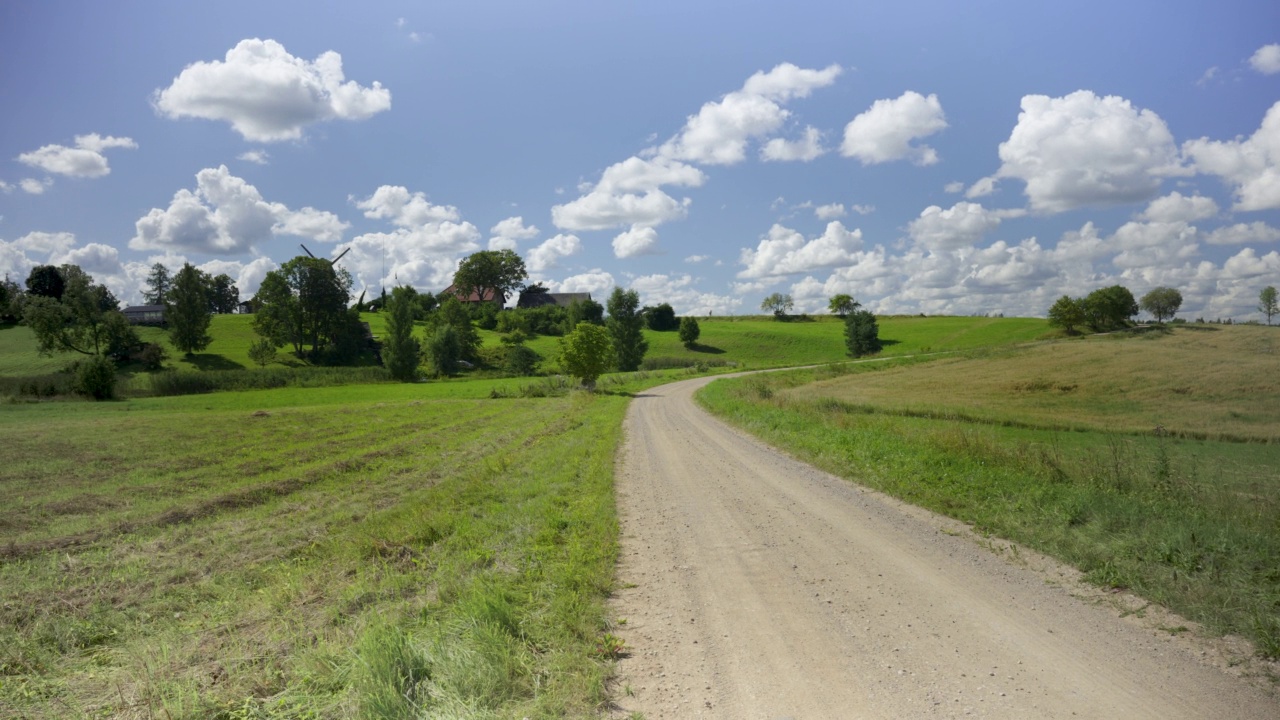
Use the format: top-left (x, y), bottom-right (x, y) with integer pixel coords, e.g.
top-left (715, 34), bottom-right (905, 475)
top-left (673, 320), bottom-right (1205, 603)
top-left (134, 342), bottom-right (169, 370)
top-left (425, 324), bottom-right (462, 377)
top-left (844, 310), bottom-right (882, 357)
top-left (504, 344), bottom-right (540, 376)
top-left (74, 355), bottom-right (117, 400)
top-left (678, 316), bottom-right (700, 348)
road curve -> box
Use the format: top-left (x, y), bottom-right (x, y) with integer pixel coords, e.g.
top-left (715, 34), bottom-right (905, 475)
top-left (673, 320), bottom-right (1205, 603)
top-left (607, 374), bottom-right (1278, 719)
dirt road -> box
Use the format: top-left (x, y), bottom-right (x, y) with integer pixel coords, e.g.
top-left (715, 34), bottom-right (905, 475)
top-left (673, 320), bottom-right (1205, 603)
top-left (608, 374), bottom-right (1278, 719)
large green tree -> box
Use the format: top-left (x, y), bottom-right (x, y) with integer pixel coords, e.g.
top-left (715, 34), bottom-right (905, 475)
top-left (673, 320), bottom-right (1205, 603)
top-left (1082, 285), bottom-right (1138, 331)
top-left (382, 286), bottom-right (422, 381)
top-left (1260, 286), bottom-right (1278, 326)
top-left (208, 273), bottom-right (240, 314)
top-left (143, 263), bottom-right (172, 305)
top-left (1047, 295), bottom-right (1086, 334)
top-left (25, 265), bottom-right (65, 300)
top-left (606, 287), bottom-right (648, 371)
top-left (559, 322), bottom-right (613, 391)
top-left (452, 249), bottom-right (527, 304)
top-left (252, 256), bottom-right (352, 358)
top-left (23, 265), bottom-right (137, 360)
top-left (167, 263), bottom-right (213, 355)
top-left (1140, 287), bottom-right (1182, 323)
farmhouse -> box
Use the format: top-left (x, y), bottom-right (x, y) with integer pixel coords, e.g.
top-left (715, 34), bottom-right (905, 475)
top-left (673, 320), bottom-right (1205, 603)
top-left (443, 284), bottom-right (506, 307)
top-left (122, 304), bottom-right (165, 325)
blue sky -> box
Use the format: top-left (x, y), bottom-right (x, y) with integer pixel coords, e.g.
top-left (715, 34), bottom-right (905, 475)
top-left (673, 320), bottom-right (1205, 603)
top-left (2, 1), bottom-right (1279, 319)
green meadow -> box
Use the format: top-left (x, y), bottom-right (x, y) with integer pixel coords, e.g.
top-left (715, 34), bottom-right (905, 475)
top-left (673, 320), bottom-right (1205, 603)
top-left (7, 313), bottom-right (1277, 717)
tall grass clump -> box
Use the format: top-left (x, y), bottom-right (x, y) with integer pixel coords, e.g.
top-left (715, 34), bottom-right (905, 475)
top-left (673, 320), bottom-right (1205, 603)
top-left (145, 366), bottom-right (392, 396)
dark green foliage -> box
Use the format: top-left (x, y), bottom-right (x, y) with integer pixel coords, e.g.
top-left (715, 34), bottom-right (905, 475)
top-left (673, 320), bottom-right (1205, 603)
top-left (143, 263), bottom-right (171, 305)
top-left (761, 292), bottom-right (794, 319)
top-left (147, 366), bottom-right (390, 396)
top-left (73, 354), bottom-right (117, 400)
top-left (643, 303), bottom-right (679, 331)
top-left (167, 263), bottom-right (213, 355)
top-left (433, 296), bottom-right (480, 362)
top-left (1083, 285), bottom-right (1138, 331)
top-left (382, 287), bottom-right (422, 381)
top-left (1140, 287), bottom-right (1182, 323)
top-left (828, 294), bottom-right (859, 318)
top-left (208, 273), bottom-right (239, 314)
top-left (248, 338), bottom-right (278, 368)
top-left (252, 256), bottom-right (353, 360)
top-left (606, 288), bottom-right (648, 371)
top-left (425, 324), bottom-right (462, 377)
top-left (452, 249), bottom-right (528, 305)
top-left (503, 344), bottom-right (541, 376)
top-left (472, 300), bottom-right (500, 330)
top-left (679, 316), bottom-right (701, 348)
top-left (318, 309), bottom-right (371, 365)
top-left (25, 265), bottom-right (65, 300)
top-left (844, 310), bottom-right (882, 357)
top-left (566, 298), bottom-right (604, 329)
top-left (0, 275), bottom-right (21, 322)
top-left (134, 342), bottom-right (169, 370)
top-left (23, 267), bottom-right (137, 359)
top-left (1047, 295), bottom-right (1086, 334)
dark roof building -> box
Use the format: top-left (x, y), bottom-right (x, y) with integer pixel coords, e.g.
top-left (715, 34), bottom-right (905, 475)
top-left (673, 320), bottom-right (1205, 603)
top-left (516, 290), bottom-right (592, 309)
top-left (443, 284), bottom-right (505, 306)
top-left (122, 305), bottom-right (166, 325)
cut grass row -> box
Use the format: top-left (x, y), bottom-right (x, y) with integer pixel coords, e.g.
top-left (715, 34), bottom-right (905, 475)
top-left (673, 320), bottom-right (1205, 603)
top-left (696, 326), bottom-right (1280, 659)
top-left (0, 374), bottom-right (688, 718)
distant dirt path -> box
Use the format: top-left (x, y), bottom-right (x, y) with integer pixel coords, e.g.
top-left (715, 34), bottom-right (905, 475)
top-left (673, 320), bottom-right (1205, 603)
top-left (608, 374), bottom-right (1278, 719)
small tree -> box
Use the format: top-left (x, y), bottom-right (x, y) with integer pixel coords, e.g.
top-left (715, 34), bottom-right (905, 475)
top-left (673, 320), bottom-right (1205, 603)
top-left (167, 263), bottom-right (213, 355)
top-left (679, 316), bottom-right (701, 349)
top-left (828, 294), bottom-right (859, 318)
top-left (844, 310), bottom-right (882, 357)
top-left (74, 354), bottom-right (118, 400)
top-left (607, 287), bottom-right (648, 371)
top-left (1260, 286), bottom-right (1278, 325)
top-left (425, 324), bottom-right (461, 377)
top-left (382, 286), bottom-right (422, 381)
top-left (1140, 287), bottom-right (1182, 323)
top-left (0, 275), bottom-right (20, 323)
top-left (567, 297), bottom-right (604, 328)
top-left (1083, 285), bottom-right (1138, 331)
top-left (761, 293), bottom-right (793, 320)
top-left (560, 322), bottom-right (613, 391)
top-left (452, 249), bottom-right (528, 305)
top-left (208, 273), bottom-right (239, 314)
top-left (433, 296), bottom-right (480, 362)
top-left (1047, 295), bottom-right (1086, 334)
top-left (248, 338), bottom-right (278, 368)
top-left (143, 263), bottom-right (172, 305)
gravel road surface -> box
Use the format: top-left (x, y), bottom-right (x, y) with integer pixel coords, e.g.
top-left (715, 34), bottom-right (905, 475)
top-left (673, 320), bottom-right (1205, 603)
top-left (607, 374), bottom-right (1278, 719)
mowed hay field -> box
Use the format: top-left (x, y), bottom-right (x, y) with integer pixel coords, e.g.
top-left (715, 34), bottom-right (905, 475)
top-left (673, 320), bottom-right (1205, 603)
top-left (0, 384), bottom-right (629, 718)
top-left (698, 324), bottom-right (1280, 659)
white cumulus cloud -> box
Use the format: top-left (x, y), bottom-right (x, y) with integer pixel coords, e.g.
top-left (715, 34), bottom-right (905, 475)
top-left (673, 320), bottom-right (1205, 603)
top-left (760, 126), bottom-right (826, 162)
top-left (1250, 44), bottom-right (1280, 75)
top-left (993, 90), bottom-right (1183, 213)
top-left (552, 189), bottom-right (689, 231)
top-left (612, 225), bottom-right (662, 258)
top-left (153, 38), bottom-right (391, 142)
top-left (841, 91), bottom-right (947, 166)
top-left (20, 178), bottom-right (52, 194)
top-left (238, 150), bottom-right (270, 165)
top-left (814, 203), bottom-right (846, 220)
top-left (17, 134), bottom-right (137, 178)
top-left (488, 216), bottom-right (539, 250)
top-left (908, 202), bottom-right (1012, 250)
top-left (659, 63), bottom-right (841, 166)
top-left (528, 233), bottom-right (582, 272)
top-left (130, 165), bottom-right (349, 254)
top-left (1183, 100), bottom-right (1280, 211)
top-left (1139, 191), bottom-right (1219, 223)
top-left (738, 221), bottom-right (863, 278)
top-left (1204, 221), bottom-right (1280, 245)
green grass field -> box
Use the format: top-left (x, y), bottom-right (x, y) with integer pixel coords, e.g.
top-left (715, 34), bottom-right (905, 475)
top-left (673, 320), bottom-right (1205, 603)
top-left (0, 381), bottom-right (641, 718)
top-left (696, 324), bottom-right (1280, 659)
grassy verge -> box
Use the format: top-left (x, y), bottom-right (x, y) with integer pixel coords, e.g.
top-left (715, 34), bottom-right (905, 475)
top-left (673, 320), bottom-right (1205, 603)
top-left (696, 330), bottom-right (1280, 659)
top-left (0, 382), bottom-right (632, 718)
